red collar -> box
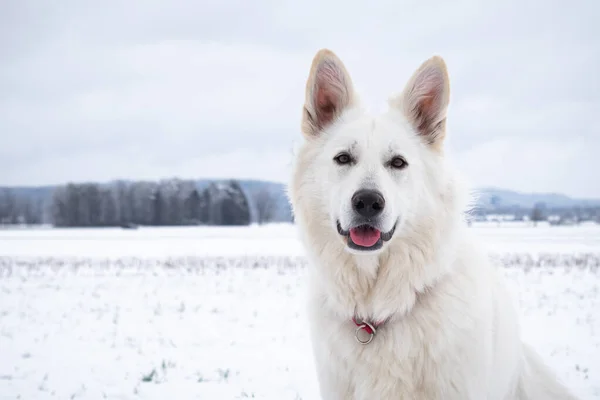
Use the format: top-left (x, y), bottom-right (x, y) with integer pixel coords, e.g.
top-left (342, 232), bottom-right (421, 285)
top-left (352, 316), bottom-right (388, 345)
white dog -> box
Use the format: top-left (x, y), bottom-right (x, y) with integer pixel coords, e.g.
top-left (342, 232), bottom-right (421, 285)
top-left (287, 49), bottom-right (577, 399)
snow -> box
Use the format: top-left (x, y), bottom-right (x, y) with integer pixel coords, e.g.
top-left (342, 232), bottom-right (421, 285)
top-left (0, 224), bottom-right (303, 258)
top-left (0, 223), bottom-right (599, 399)
top-left (468, 221), bottom-right (600, 255)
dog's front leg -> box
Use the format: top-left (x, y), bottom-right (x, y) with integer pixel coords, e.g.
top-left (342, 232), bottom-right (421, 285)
top-left (311, 345), bottom-right (354, 400)
top-left (307, 303), bottom-right (354, 398)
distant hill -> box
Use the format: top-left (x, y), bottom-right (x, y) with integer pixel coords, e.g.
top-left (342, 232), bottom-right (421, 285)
top-left (473, 187), bottom-right (600, 211)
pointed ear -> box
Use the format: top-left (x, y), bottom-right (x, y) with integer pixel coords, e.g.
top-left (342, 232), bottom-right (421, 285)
top-left (393, 56), bottom-right (450, 150)
top-left (301, 49), bottom-right (355, 138)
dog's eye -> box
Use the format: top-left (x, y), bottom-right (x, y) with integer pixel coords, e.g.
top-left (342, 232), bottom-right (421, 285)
top-left (334, 153), bottom-right (352, 165)
top-left (390, 156), bottom-right (408, 169)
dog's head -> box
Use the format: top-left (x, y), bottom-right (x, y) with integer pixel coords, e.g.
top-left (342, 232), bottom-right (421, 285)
top-left (290, 49), bottom-right (454, 256)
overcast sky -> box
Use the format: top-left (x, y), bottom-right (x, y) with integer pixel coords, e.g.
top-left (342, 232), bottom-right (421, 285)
top-left (1, 0), bottom-right (598, 197)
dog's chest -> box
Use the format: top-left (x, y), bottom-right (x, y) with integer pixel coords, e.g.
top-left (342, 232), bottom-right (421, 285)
top-left (332, 325), bottom-right (453, 398)
top-left (317, 296), bottom-right (480, 399)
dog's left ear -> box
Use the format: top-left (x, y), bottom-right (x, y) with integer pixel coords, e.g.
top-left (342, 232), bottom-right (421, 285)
top-left (393, 56), bottom-right (450, 150)
top-left (301, 49), bottom-right (355, 138)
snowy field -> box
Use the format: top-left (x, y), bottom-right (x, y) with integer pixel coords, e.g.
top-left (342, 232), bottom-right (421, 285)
top-left (0, 223), bottom-right (599, 399)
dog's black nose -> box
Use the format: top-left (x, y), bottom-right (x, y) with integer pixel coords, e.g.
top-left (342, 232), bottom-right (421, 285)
top-left (352, 190), bottom-right (385, 218)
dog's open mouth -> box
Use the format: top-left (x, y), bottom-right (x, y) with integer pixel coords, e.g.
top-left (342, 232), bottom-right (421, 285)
top-left (337, 221), bottom-right (396, 251)
top-left (350, 225), bottom-right (381, 247)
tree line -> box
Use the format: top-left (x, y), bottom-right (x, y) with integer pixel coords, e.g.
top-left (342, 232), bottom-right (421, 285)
top-left (0, 178), bottom-right (283, 227)
top-left (0, 190), bottom-right (44, 225)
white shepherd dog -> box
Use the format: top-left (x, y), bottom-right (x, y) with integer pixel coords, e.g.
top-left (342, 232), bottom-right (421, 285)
top-left (287, 49), bottom-right (577, 399)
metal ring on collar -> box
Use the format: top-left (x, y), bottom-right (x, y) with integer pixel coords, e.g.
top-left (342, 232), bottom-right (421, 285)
top-left (354, 321), bottom-right (376, 345)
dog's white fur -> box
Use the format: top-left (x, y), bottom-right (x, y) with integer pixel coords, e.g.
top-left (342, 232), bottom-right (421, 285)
top-left (287, 49), bottom-right (577, 400)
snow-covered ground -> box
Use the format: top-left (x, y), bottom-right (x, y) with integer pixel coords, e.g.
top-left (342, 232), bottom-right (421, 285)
top-left (0, 223), bottom-right (599, 399)
top-left (1, 221), bottom-right (599, 258)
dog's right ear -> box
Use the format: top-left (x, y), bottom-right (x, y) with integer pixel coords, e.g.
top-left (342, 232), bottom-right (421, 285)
top-left (301, 49), bottom-right (355, 138)
top-left (392, 56), bottom-right (450, 151)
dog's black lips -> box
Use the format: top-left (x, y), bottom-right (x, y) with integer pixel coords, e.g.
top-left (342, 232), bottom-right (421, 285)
top-left (380, 223), bottom-right (396, 241)
top-left (336, 220), bottom-right (349, 236)
top-left (336, 220), bottom-right (397, 251)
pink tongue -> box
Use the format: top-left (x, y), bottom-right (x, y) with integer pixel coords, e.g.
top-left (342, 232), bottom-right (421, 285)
top-left (349, 227), bottom-right (381, 247)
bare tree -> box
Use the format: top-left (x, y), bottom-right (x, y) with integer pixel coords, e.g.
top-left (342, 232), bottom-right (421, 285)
top-left (255, 188), bottom-right (276, 224)
top-left (530, 202), bottom-right (545, 227)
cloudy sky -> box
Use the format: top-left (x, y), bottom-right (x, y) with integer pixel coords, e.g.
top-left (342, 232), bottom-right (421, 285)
top-left (1, 0), bottom-right (598, 197)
